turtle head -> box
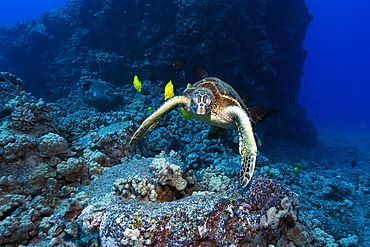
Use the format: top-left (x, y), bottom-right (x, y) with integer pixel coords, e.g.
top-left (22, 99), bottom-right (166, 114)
top-left (190, 87), bottom-right (214, 115)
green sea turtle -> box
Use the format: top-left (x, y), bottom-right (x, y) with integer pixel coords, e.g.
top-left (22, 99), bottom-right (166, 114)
top-left (130, 77), bottom-right (257, 187)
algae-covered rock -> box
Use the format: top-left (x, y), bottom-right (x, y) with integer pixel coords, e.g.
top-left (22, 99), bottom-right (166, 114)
top-left (78, 157), bottom-right (308, 246)
top-left (98, 176), bottom-right (302, 246)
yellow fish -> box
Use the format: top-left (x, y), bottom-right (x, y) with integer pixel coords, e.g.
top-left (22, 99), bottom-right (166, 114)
top-left (164, 80), bottom-right (174, 100)
top-left (186, 83), bottom-right (191, 88)
top-left (180, 107), bottom-right (193, 119)
top-left (133, 75), bottom-right (142, 92)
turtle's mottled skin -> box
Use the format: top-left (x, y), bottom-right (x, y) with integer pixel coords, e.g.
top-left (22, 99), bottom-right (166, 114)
top-left (130, 77), bottom-right (257, 187)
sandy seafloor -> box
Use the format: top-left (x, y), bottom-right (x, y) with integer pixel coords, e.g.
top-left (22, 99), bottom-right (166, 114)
top-left (0, 77), bottom-right (369, 246)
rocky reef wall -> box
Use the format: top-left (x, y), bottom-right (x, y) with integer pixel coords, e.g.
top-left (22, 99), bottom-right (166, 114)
top-left (0, 0), bottom-right (315, 142)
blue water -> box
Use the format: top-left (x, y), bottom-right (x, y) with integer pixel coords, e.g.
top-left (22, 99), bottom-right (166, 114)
top-left (0, 0), bottom-right (67, 25)
top-left (0, 0), bottom-right (369, 131)
top-left (300, 0), bottom-right (370, 130)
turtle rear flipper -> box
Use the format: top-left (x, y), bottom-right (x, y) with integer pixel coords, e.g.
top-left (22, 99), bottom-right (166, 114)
top-left (226, 106), bottom-right (257, 187)
top-left (129, 96), bottom-right (190, 145)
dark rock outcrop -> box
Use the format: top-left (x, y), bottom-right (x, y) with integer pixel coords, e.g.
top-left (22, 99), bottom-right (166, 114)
top-left (0, 0), bottom-right (316, 142)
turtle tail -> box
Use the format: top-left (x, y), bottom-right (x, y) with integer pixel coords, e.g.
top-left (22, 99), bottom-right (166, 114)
top-left (226, 106), bottom-right (258, 187)
top-left (129, 96), bottom-right (190, 145)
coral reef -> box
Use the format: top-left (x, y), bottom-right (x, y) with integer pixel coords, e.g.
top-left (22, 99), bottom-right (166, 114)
top-left (0, 68), bottom-right (368, 245)
top-left (38, 133), bottom-right (73, 157)
top-left (114, 176), bottom-right (158, 202)
top-left (56, 148), bottom-right (111, 183)
top-left (78, 77), bottom-right (121, 112)
top-left (7, 99), bottom-right (58, 134)
top-left (0, 176), bottom-right (86, 246)
top-left (0, 0), bottom-right (316, 142)
top-left (195, 165), bottom-right (232, 192)
top-left (11, 105), bottom-right (36, 131)
top-left (0, 1), bottom-right (367, 245)
top-left (150, 157), bottom-right (188, 191)
top-left (0, 71), bottom-right (23, 90)
top-left (0, 131), bottom-right (37, 162)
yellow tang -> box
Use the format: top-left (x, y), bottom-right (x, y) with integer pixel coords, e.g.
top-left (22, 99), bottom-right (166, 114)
top-left (133, 75), bottom-right (142, 92)
top-left (186, 83), bottom-right (191, 88)
top-left (180, 107), bottom-right (193, 119)
top-left (164, 80), bottom-right (174, 100)
top-left (297, 162), bottom-right (304, 167)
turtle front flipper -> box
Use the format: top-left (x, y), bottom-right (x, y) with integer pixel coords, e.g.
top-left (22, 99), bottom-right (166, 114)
top-left (130, 96), bottom-right (190, 145)
top-left (226, 106), bottom-right (258, 187)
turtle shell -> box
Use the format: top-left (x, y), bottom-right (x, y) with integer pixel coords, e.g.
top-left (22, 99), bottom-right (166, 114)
top-left (182, 77), bottom-right (250, 129)
top-left (183, 77), bottom-right (247, 111)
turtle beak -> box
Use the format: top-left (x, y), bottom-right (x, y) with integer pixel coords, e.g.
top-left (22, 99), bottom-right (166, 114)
top-left (194, 102), bottom-right (208, 115)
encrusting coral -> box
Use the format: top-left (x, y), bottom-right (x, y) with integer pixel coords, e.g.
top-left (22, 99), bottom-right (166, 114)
top-left (56, 148), bottom-right (110, 183)
top-left (10, 105), bottom-right (36, 131)
top-left (114, 176), bottom-right (158, 202)
top-left (8, 99), bottom-right (57, 134)
top-left (265, 196), bottom-right (295, 229)
top-left (150, 157), bottom-right (188, 191)
top-left (195, 165), bottom-right (231, 192)
top-left (38, 133), bottom-right (74, 157)
top-left (0, 131), bottom-right (37, 162)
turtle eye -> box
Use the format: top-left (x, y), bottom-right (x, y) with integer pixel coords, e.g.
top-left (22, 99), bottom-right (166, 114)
top-left (194, 94), bottom-right (202, 103)
top-left (203, 94), bottom-right (213, 106)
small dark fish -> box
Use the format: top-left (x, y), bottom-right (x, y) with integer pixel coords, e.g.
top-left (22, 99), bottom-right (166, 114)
top-left (248, 105), bottom-right (278, 124)
top-left (193, 66), bottom-right (208, 80)
top-left (146, 70), bottom-right (156, 81)
top-left (43, 91), bottom-right (53, 96)
top-left (172, 60), bottom-right (186, 70)
top-left (324, 99), bottom-right (328, 103)
top-left (351, 159), bottom-right (357, 168)
top-left (316, 114), bottom-right (319, 118)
